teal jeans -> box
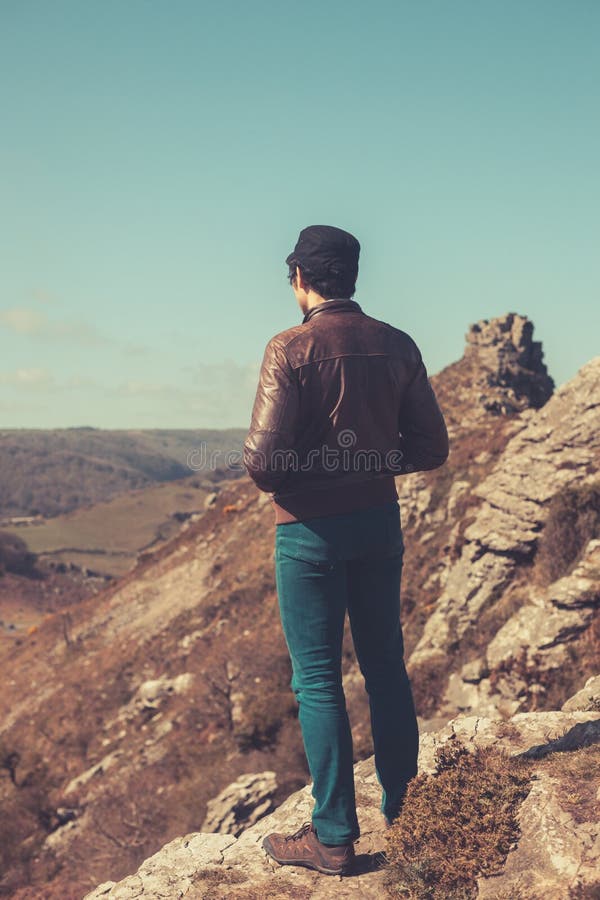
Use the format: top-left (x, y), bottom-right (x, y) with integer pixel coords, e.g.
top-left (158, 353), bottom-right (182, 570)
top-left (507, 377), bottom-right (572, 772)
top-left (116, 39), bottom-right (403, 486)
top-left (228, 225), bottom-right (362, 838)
top-left (274, 499), bottom-right (419, 846)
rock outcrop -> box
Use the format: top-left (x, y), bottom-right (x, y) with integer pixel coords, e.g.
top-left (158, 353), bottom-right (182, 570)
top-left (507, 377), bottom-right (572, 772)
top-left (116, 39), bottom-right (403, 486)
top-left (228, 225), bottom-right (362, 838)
top-left (562, 675), bottom-right (600, 713)
top-left (464, 312), bottom-right (554, 415)
top-left (432, 312), bottom-right (554, 430)
top-left (445, 538), bottom-right (600, 717)
top-left (201, 772), bottom-right (278, 837)
top-left (410, 356), bottom-right (600, 674)
top-left (85, 704), bottom-right (600, 900)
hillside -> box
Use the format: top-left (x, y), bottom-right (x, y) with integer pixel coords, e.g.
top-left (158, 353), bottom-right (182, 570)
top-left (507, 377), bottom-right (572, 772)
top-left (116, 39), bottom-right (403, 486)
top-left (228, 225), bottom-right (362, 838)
top-left (0, 312), bottom-right (598, 898)
top-left (1, 474), bottom-right (229, 582)
top-left (0, 427), bottom-right (246, 519)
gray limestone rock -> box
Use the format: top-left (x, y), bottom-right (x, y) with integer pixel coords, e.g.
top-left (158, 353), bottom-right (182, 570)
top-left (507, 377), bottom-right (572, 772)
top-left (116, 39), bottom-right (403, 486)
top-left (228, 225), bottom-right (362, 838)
top-left (204, 492), bottom-right (218, 509)
top-left (411, 357), bottom-right (600, 669)
top-left (440, 539), bottom-right (600, 718)
top-left (464, 312), bottom-right (554, 415)
top-left (201, 771), bottom-right (278, 837)
top-left (476, 769), bottom-right (600, 898)
top-left (84, 708), bottom-right (599, 900)
top-left (562, 674), bottom-right (600, 712)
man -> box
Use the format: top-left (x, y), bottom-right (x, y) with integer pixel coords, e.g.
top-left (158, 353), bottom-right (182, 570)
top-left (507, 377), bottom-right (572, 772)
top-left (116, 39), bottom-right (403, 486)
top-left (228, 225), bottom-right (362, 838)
top-left (243, 225), bottom-right (449, 876)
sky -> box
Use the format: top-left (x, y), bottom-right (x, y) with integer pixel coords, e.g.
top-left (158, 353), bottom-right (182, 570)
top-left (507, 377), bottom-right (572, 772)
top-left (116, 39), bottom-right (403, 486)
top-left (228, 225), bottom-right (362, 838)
top-left (1, 0), bottom-right (598, 429)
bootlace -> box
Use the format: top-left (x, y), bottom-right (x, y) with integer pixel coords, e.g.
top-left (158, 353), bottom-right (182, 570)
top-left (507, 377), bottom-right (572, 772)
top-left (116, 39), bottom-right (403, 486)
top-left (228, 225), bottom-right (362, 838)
top-left (284, 822), bottom-right (313, 843)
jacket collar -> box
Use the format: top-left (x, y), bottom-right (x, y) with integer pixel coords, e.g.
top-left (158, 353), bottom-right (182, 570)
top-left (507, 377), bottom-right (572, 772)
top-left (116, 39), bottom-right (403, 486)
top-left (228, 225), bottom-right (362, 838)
top-left (302, 298), bottom-right (363, 324)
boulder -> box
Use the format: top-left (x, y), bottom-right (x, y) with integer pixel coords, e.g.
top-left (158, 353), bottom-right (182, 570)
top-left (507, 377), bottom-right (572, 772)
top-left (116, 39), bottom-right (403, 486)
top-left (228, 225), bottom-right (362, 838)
top-left (201, 772), bottom-right (278, 837)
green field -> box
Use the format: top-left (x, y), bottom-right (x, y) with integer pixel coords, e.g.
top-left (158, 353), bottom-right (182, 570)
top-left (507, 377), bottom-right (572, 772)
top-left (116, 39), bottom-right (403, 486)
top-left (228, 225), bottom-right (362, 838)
top-left (0, 427), bottom-right (248, 577)
top-left (2, 473), bottom-right (220, 576)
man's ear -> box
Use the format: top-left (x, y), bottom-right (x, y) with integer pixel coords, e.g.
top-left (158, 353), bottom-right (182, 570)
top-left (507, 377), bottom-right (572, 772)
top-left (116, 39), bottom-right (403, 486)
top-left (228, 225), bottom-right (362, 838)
top-left (295, 265), bottom-right (303, 289)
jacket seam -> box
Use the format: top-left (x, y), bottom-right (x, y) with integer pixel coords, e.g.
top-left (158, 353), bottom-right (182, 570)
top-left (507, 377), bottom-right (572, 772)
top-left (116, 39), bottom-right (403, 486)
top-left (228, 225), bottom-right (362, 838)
top-left (282, 320), bottom-right (418, 359)
top-left (291, 351), bottom-right (392, 369)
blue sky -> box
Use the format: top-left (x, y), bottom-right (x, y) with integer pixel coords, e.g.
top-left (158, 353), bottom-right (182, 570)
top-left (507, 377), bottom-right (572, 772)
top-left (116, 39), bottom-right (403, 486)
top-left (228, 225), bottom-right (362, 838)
top-left (1, 0), bottom-right (598, 428)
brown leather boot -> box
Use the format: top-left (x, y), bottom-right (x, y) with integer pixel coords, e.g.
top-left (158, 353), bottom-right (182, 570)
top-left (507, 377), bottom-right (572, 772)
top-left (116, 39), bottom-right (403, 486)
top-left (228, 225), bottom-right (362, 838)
top-left (262, 822), bottom-right (355, 875)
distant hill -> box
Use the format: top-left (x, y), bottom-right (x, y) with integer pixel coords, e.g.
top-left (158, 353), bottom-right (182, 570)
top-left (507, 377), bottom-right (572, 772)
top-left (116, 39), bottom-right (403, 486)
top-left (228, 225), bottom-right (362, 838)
top-left (0, 428), bottom-right (247, 518)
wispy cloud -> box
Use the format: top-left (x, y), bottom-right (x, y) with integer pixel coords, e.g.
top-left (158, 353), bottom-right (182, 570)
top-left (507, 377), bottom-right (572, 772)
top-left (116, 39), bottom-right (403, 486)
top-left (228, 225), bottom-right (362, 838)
top-left (63, 373), bottom-right (103, 389)
top-left (0, 359), bottom-right (263, 427)
top-left (0, 308), bottom-right (47, 335)
top-left (117, 379), bottom-right (181, 396)
top-left (0, 306), bottom-right (110, 345)
top-left (30, 288), bottom-right (57, 305)
top-left (111, 359), bottom-right (262, 426)
top-left (0, 369), bottom-right (105, 391)
top-left (0, 367), bottom-right (55, 388)
top-left (181, 359), bottom-right (261, 391)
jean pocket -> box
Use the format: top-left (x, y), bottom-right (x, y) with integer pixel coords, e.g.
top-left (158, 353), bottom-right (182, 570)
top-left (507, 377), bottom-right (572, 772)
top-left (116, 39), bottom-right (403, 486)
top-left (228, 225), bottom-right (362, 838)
top-left (275, 530), bottom-right (337, 569)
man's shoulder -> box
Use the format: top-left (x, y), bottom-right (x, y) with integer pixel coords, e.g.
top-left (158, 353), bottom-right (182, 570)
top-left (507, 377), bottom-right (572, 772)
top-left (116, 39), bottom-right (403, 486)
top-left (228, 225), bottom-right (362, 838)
top-left (358, 310), bottom-right (422, 356)
top-left (265, 323), bottom-right (307, 352)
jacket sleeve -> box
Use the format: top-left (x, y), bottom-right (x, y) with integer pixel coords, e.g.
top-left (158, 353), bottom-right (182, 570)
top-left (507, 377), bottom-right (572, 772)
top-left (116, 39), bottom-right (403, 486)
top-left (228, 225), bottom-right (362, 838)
top-left (243, 337), bottom-right (300, 493)
top-left (397, 347), bottom-right (449, 474)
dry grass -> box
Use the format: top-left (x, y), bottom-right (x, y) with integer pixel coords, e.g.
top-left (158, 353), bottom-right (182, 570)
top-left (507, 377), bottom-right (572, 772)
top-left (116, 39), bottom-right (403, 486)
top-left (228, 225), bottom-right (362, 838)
top-left (407, 654), bottom-right (453, 718)
top-left (189, 867), bottom-right (311, 900)
top-left (534, 742), bottom-right (600, 825)
top-left (487, 617), bottom-right (600, 714)
top-left (533, 481), bottom-right (600, 587)
top-left (567, 881), bottom-right (600, 899)
top-left (383, 738), bottom-right (533, 899)
top-left (189, 865), bottom-right (248, 898)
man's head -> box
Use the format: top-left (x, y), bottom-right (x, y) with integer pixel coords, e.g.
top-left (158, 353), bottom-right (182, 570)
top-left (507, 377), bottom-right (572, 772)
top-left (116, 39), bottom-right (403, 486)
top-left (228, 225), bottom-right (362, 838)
top-left (285, 225), bottom-right (360, 313)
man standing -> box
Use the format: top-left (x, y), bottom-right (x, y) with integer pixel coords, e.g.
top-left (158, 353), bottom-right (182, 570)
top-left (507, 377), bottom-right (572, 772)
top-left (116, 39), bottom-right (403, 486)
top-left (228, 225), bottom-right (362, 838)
top-left (243, 225), bottom-right (449, 876)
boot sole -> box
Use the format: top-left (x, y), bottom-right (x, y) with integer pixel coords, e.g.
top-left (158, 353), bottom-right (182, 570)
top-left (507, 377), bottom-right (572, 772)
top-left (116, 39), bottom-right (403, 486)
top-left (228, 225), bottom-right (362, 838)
top-left (262, 837), bottom-right (353, 876)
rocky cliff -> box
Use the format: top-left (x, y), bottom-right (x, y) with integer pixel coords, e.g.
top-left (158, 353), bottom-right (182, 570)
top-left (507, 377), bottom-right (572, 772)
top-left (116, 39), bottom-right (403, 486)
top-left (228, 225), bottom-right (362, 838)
top-left (84, 691), bottom-right (600, 899)
top-left (432, 312), bottom-right (554, 430)
top-left (410, 355), bottom-right (600, 702)
top-left (1, 313), bottom-right (598, 899)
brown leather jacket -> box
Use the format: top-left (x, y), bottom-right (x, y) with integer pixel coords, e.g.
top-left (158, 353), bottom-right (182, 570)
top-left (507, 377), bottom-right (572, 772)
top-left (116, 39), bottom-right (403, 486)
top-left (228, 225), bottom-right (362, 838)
top-left (243, 298), bottom-right (449, 524)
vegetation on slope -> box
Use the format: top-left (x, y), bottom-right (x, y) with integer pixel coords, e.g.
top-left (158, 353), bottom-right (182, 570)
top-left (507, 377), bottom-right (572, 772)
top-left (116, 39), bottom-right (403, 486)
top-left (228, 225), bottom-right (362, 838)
top-left (383, 737), bottom-right (600, 900)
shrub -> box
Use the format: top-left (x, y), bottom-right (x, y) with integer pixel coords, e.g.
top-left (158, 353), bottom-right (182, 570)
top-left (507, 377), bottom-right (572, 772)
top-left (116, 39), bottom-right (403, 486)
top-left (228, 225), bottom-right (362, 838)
top-left (407, 653), bottom-right (452, 718)
top-left (534, 482), bottom-right (600, 586)
top-left (0, 530), bottom-right (37, 576)
top-left (383, 738), bottom-right (532, 899)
